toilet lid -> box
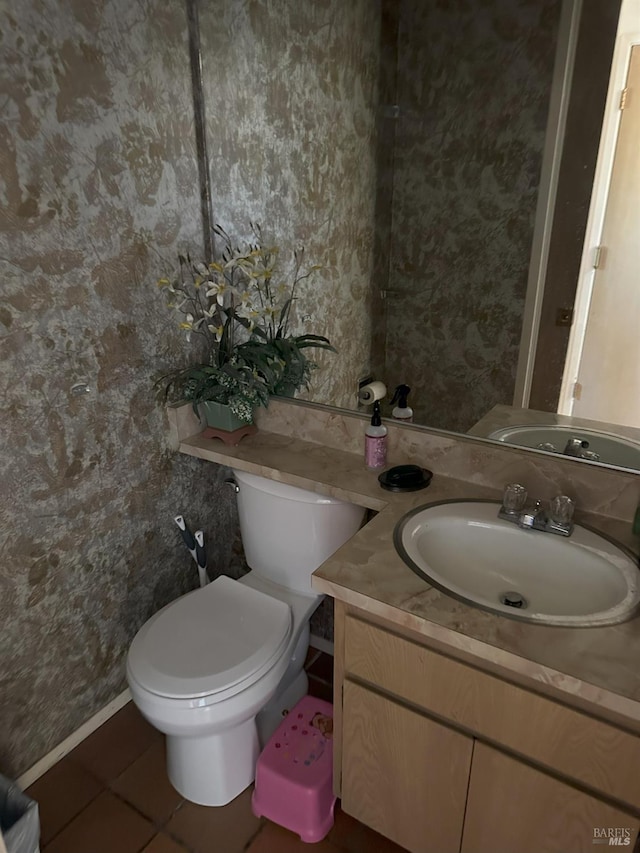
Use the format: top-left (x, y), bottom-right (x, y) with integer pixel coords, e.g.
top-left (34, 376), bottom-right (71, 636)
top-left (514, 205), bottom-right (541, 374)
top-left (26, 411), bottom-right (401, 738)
top-left (128, 576), bottom-right (291, 699)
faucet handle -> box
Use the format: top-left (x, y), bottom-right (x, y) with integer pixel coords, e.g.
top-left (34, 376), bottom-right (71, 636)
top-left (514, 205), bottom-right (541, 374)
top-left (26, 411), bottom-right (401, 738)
top-left (550, 494), bottom-right (575, 526)
top-left (502, 483), bottom-right (528, 515)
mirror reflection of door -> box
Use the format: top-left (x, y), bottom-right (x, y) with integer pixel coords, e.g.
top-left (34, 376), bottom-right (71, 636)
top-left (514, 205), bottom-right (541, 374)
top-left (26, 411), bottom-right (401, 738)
top-left (525, 0), bottom-right (621, 415)
top-left (562, 45), bottom-right (640, 429)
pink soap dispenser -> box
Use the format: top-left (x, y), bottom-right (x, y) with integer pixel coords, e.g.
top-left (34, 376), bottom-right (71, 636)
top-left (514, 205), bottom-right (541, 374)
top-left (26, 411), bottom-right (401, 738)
top-left (365, 401), bottom-right (388, 470)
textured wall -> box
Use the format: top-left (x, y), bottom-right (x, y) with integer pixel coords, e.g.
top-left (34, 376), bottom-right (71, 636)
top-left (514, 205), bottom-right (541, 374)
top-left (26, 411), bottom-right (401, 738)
top-left (0, 0), bottom-right (243, 777)
top-left (0, 0), bottom-right (383, 776)
top-left (198, 0), bottom-right (382, 410)
top-left (383, 0), bottom-right (561, 431)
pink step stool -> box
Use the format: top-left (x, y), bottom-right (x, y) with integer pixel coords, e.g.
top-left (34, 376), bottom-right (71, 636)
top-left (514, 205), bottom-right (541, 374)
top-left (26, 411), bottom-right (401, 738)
top-left (251, 695), bottom-right (336, 843)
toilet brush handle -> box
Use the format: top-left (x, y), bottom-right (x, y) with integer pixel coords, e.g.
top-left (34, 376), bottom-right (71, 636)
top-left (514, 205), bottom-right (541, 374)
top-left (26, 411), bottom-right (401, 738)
top-left (194, 531), bottom-right (209, 587)
top-left (175, 515), bottom-right (197, 558)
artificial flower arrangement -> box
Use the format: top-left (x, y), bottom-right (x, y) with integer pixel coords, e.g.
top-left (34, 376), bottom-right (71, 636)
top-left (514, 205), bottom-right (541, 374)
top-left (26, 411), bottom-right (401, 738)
top-left (156, 224), bottom-right (335, 425)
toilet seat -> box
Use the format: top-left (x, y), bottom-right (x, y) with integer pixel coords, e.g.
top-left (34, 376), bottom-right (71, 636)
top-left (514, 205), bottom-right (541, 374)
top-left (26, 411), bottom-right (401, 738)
top-left (128, 576), bottom-right (291, 700)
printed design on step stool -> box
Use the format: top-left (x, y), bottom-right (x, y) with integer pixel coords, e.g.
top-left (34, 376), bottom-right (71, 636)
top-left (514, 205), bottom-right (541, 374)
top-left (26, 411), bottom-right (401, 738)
top-left (273, 709), bottom-right (332, 766)
top-left (311, 712), bottom-right (333, 738)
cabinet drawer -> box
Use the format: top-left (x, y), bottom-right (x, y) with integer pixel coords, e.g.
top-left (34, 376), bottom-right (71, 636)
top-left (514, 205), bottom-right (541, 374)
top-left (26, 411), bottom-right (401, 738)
top-left (345, 615), bottom-right (640, 809)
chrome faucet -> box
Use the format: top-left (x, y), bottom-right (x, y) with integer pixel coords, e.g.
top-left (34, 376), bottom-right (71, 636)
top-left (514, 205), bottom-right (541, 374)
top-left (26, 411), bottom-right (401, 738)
top-left (517, 500), bottom-right (546, 530)
top-left (563, 437), bottom-right (600, 462)
top-left (498, 485), bottom-right (575, 536)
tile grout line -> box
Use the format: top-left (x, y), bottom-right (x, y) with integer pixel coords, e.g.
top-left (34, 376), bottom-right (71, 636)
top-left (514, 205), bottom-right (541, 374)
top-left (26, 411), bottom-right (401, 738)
top-left (38, 784), bottom-right (106, 851)
top-left (40, 741), bottom-right (185, 852)
top-left (34, 756), bottom-right (111, 850)
top-left (242, 819), bottom-right (267, 852)
top-left (105, 786), bottom-right (195, 853)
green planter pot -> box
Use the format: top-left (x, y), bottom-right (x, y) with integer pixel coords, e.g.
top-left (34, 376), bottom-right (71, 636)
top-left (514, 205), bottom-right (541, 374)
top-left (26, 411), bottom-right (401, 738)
top-left (200, 401), bottom-right (251, 432)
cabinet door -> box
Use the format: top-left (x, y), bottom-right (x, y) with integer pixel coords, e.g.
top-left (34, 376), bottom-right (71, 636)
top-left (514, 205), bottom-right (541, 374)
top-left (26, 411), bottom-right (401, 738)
top-left (341, 680), bottom-right (473, 853)
top-left (462, 742), bottom-right (640, 853)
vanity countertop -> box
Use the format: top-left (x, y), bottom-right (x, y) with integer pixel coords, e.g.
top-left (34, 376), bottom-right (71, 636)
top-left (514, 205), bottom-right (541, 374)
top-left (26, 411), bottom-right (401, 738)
top-left (176, 427), bottom-right (640, 730)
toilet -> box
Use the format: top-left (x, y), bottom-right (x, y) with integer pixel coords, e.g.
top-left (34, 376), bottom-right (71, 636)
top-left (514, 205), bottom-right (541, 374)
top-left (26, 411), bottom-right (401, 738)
top-left (126, 470), bottom-right (364, 807)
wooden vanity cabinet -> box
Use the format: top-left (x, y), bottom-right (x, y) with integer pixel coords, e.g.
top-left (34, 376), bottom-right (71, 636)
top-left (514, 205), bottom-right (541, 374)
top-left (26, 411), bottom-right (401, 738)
top-left (333, 604), bottom-right (640, 853)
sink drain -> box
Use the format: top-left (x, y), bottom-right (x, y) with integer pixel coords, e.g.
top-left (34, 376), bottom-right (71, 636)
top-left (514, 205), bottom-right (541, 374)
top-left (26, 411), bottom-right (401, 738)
top-left (499, 591), bottom-right (528, 609)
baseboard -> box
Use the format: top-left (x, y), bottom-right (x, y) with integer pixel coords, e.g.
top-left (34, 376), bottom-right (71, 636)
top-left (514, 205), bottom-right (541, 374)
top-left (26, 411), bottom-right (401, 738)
top-left (17, 641), bottom-right (332, 790)
top-left (17, 688), bottom-right (132, 790)
top-left (309, 634), bottom-right (334, 656)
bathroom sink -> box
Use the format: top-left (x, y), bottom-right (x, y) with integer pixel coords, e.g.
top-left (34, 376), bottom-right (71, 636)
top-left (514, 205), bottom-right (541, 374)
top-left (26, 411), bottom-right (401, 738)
top-left (488, 424), bottom-right (640, 469)
top-left (394, 500), bottom-right (640, 627)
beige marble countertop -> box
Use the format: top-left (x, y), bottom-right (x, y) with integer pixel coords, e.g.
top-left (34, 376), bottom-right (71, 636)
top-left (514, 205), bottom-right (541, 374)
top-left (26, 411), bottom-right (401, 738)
top-left (175, 427), bottom-right (640, 731)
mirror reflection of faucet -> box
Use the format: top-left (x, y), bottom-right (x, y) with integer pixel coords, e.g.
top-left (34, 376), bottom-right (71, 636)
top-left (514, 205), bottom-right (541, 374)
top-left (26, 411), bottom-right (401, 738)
top-left (563, 437), bottom-right (601, 462)
top-left (536, 442), bottom-right (558, 453)
top-left (498, 484), bottom-right (575, 536)
top-left (534, 436), bottom-right (601, 463)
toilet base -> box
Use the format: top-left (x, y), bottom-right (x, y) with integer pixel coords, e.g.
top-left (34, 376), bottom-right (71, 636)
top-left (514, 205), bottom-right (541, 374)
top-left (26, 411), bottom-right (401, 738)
top-left (257, 669), bottom-right (309, 747)
top-left (164, 668), bottom-right (311, 807)
top-left (166, 716), bottom-right (259, 806)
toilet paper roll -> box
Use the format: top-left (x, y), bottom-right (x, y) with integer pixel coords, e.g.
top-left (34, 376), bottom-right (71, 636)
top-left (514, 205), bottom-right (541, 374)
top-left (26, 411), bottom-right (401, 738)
top-left (358, 380), bottom-right (387, 404)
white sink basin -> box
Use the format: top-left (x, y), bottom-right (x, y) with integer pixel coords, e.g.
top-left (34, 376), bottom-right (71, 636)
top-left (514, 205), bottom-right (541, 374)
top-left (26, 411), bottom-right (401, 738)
top-left (488, 424), bottom-right (640, 470)
top-left (395, 501), bottom-right (640, 627)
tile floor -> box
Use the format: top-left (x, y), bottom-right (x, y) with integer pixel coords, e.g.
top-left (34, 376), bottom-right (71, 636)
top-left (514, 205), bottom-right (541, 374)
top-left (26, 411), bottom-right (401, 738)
top-left (26, 649), bottom-right (404, 853)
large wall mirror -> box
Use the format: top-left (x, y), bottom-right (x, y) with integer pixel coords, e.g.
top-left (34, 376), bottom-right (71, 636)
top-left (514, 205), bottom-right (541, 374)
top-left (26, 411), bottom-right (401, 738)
top-left (193, 0), bottom-right (639, 473)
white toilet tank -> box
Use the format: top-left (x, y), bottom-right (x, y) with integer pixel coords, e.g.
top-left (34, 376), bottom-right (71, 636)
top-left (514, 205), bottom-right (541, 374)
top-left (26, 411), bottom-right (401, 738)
top-left (232, 469), bottom-right (365, 595)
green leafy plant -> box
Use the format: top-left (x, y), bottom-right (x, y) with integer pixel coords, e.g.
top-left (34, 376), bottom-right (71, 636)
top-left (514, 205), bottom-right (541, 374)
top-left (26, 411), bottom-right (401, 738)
top-left (156, 224), bottom-right (335, 423)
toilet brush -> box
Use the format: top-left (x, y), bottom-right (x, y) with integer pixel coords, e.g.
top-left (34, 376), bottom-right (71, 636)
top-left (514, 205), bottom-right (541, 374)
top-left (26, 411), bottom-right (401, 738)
top-left (174, 515), bottom-right (197, 561)
top-left (175, 516), bottom-right (209, 587)
top-left (194, 530), bottom-right (209, 587)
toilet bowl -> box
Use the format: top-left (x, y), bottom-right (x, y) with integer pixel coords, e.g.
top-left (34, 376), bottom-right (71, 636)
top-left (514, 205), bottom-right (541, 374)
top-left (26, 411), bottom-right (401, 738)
top-left (126, 470), bottom-right (365, 806)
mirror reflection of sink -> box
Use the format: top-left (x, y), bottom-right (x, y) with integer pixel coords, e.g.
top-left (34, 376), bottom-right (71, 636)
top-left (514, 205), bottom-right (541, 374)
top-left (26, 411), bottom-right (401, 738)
top-left (487, 425), bottom-right (640, 470)
top-left (394, 500), bottom-right (640, 627)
